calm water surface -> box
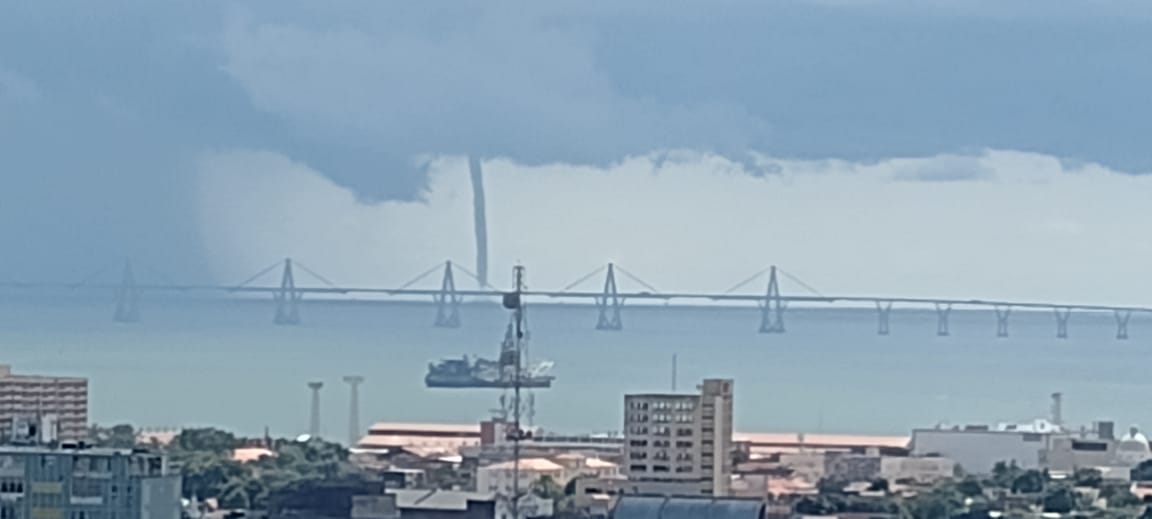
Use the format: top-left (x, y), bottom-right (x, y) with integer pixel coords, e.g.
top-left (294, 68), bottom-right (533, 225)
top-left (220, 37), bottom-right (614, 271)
top-left (0, 293), bottom-right (1147, 441)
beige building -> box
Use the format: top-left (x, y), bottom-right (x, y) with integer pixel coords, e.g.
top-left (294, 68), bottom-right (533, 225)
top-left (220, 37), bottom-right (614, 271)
top-left (0, 364), bottom-right (88, 440)
top-left (476, 458), bottom-right (567, 495)
top-left (623, 378), bottom-right (734, 497)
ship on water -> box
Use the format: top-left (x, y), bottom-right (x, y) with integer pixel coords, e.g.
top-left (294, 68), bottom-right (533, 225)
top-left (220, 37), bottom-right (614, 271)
top-left (425, 322), bottom-right (555, 389)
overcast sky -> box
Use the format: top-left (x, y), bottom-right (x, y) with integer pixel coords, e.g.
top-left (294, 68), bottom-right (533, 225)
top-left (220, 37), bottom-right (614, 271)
top-left (2, 1), bottom-right (1151, 301)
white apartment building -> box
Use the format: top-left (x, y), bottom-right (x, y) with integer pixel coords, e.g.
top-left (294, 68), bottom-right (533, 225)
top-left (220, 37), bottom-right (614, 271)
top-left (623, 378), bottom-right (734, 497)
top-left (0, 365), bottom-right (88, 441)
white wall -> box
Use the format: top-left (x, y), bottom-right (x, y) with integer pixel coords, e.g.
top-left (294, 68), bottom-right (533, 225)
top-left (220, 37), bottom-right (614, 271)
top-left (911, 430), bottom-right (1048, 473)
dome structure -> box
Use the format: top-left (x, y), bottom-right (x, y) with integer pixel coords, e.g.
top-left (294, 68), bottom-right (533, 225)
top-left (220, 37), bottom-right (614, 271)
top-left (1116, 426), bottom-right (1151, 465)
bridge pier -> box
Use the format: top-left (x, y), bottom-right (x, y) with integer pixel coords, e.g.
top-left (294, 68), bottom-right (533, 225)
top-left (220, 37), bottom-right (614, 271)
top-left (1115, 310), bottom-right (1131, 340)
top-left (1053, 307), bottom-right (1071, 339)
top-left (596, 263), bottom-right (623, 331)
top-left (113, 260), bottom-right (140, 323)
top-left (433, 261), bottom-right (461, 328)
top-left (935, 303), bottom-right (952, 337)
top-left (994, 305), bottom-right (1011, 338)
top-left (758, 266), bottom-right (785, 334)
top-left (875, 300), bottom-right (892, 336)
top-left (274, 258), bottom-right (302, 325)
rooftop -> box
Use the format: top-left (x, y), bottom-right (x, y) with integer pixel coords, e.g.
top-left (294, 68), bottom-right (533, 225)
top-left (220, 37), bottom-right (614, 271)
top-left (0, 364), bottom-right (86, 383)
top-left (386, 489), bottom-right (495, 511)
top-left (483, 458), bottom-right (564, 471)
top-left (0, 445), bottom-right (151, 457)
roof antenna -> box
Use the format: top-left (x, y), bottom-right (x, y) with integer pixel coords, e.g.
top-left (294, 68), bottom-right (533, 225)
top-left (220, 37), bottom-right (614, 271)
top-left (671, 354), bottom-right (678, 392)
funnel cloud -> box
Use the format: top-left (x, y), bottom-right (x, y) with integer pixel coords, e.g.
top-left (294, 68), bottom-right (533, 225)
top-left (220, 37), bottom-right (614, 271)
top-left (469, 157), bottom-right (489, 288)
top-left (2, 1), bottom-right (1152, 280)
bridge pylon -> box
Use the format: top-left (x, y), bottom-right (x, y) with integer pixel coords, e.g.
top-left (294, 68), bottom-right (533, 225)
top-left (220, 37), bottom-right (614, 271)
top-left (274, 258), bottom-right (302, 325)
top-left (596, 263), bottom-right (624, 331)
top-left (758, 266), bottom-right (785, 334)
top-left (1053, 307), bottom-right (1071, 339)
top-left (433, 261), bottom-right (461, 328)
top-left (875, 300), bottom-right (892, 336)
top-left (113, 260), bottom-right (141, 323)
top-left (934, 303), bottom-right (952, 337)
top-left (1115, 310), bottom-right (1131, 340)
top-left (994, 305), bottom-right (1011, 338)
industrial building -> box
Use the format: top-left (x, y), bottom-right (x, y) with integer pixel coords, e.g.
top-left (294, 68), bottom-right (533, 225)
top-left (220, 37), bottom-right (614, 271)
top-left (0, 365), bottom-right (88, 441)
top-left (911, 425), bottom-right (1053, 472)
top-left (622, 378), bottom-right (734, 497)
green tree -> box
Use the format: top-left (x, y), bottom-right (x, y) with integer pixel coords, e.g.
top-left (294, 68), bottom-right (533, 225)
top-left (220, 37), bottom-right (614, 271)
top-left (1073, 468), bottom-right (1103, 488)
top-left (1133, 460), bottom-right (1152, 482)
top-left (794, 495), bottom-right (838, 515)
top-left (1101, 482), bottom-right (1142, 509)
top-left (1041, 484), bottom-right (1076, 514)
top-left (901, 487), bottom-right (964, 519)
top-left (956, 477), bottom-right (984, 498)
top-left (990, 461), bottom-right (1024, 489)
top-left (1010, 470), bottom-right (1045, 494)
top-left (817, 477), bottom-right (848, 495)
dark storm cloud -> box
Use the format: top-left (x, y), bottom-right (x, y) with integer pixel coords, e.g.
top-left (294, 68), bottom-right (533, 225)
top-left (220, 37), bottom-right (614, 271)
top-left (1, 1), bottom-right (1151, 279)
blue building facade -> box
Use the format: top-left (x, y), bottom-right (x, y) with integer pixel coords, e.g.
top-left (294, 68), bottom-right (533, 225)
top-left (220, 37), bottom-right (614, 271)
top-left (0, 446), bottom-right (180, 519)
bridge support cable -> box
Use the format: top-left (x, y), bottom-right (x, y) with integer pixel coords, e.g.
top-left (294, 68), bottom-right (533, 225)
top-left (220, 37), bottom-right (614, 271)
top-left (274, 258), bottom-right (302, 325)
top-left (433, 261), bottom-right (461, 328)
top-left (454, 263), bottom-right (502, 291)
top-left (994, 305), bottom-right (1011, 338)
top-left (935, 303), bottom-right (952, 337)
top-left (758, 266), bottom-right (786, 334)
top-left (875, 300), bottom-right (893, 336)
top-left (1115, 310), bottom-right (1131, 340)
top-left (596, 263), bottom-right (624, 331)
top-left (113, 260), bottom-right (141, 323)
top-left (1053, 307), bottom-right (1071, 339)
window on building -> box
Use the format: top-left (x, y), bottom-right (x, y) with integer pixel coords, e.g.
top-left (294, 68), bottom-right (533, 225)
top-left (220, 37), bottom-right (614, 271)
top-left (1022, 433), bottom-right (1042, 442)
top-left (629, 440), bottom-right (647, 448)
top-left (628, 465), bottom-right (646, 473)
top-left (676, 441), bottom-right (693, 448)
top-left (675, 466), bottom-right (693, 473)
top-left (676, 428), bottom-right (693, 437)
top-left (73, 478), bottom-right (103, 498)
top-left (652, 465), bottom-right (670, 473)
top-left (1072, 440), bottom-right (1108, 452)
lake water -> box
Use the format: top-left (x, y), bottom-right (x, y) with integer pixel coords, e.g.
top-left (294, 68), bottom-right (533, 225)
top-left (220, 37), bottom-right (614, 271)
top-left (0, 293), bottom-right (1148, 441)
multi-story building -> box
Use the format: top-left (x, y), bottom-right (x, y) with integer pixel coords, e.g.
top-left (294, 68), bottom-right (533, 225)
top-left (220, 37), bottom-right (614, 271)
top-left (0, 365), bottom-right (88, 441)
top-left (0, 444), bottom-right (181, 519)
top-left (623, 378), bottom-right (734, 497)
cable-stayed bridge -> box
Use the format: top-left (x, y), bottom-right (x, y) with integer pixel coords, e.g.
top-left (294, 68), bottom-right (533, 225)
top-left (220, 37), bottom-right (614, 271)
top-left (0, 258), bottom-right (1147, 340)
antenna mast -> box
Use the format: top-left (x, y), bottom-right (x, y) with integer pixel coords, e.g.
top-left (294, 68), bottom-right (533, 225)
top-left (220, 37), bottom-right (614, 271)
top-left (503, 265), bottom-right (528, 519)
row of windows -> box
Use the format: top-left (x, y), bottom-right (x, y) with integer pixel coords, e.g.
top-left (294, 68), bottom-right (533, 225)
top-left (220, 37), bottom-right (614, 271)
top-left (629, 450), bottom-right (695, 462)
top-left (627, 413), bottom-right (695, 425)
top-left (0, 480), bottom-right (24, 494)
top-left (629, 426), bottom-right (696, 437)
top-left (628, 464), bottom-right (696, 474)
top-left (626, 400), bottom-right (696, 411)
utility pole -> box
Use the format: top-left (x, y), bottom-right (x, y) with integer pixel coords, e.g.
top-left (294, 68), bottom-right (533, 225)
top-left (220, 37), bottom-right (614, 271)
top-left (307, 381), bottom-right (323, 438)
top-left (343, 376), bottom-right (364, 447)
